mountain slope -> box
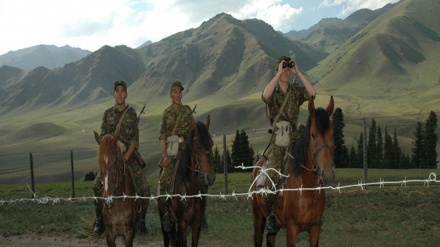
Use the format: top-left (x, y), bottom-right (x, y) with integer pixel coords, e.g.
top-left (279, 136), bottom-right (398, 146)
top-left (286, 4), bottom-right (396, 53)
top-left (0, 45), bottom-right (91, 70)
top-left (0, 45), bottom-right (146, 113)
top-left (309, 0), bottom-right (440, 123)
top-left (131, 13), bottom-right (327, 103)
top-left (1, 3), bottom-right (440, 183)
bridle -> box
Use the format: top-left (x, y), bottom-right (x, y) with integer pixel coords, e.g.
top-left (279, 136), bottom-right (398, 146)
top-left (188, 136), bottom-right (213, 187)
top-left (301, 143), bottom-right (334, 184)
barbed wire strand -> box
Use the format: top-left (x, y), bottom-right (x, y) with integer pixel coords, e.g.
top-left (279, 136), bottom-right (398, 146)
top-left (1, 166), bottom-right (438, 205)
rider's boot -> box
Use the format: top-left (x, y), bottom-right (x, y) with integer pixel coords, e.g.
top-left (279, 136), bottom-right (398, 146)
top-left (265, 195), bottom-right (277, 234)
top-left (162, 200), bottom-right (172, 233)
top-left (93, 200), bottom-right (104, 235)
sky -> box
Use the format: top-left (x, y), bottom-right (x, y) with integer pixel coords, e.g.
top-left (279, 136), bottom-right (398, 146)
top-left (0, 0), bottom-right (400, 56)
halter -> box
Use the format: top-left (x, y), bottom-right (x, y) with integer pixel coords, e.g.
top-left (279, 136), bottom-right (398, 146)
top-left (188, 136), bottom-right (210, 187)
top-left (301, 143), bottom-right (334, 184)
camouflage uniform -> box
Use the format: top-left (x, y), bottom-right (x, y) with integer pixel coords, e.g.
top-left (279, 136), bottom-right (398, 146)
top-left (262, 82), bottom-right (310, 185)
top-left (158, 104), bottom-right (194, 195)
top-left (93, 104), bottom-right (150, 201)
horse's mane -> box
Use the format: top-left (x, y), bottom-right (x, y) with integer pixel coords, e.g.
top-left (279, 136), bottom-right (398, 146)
top-left (176, 121), bottom-right (210, 182)
top-left (290, 108), bottom-right (331, 175)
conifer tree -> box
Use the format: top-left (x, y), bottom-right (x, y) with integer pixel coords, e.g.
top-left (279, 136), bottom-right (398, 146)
top-left (423, 111), bottom-right (438, 168)
top-left (332, 108), bottom-right (348, 168)
top-left (376, 125), bottom-right (383, 168)
top-left (213, 146), bottom-right (223, 173)
top-left (368, 119), bottom-right (377, 168)
top-left (383, 127), bottom-right (393, 168)
top-left (412, 122), bottom-right (424, 168)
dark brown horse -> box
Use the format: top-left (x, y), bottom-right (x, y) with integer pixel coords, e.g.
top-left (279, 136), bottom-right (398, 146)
top-left (251, 96), bottom-right (335, 247)
top-left (159, 117), bottom-right (216, 247)
top-left (94, 129), bottom-right (138, 247)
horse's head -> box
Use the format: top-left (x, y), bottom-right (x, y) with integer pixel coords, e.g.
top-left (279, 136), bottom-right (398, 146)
top-left (192, 115), bottom-right (216, 186)
top-left (307, 96), bottom-right (335, 185)
top-left (94, 129), bottom-right (124, 205)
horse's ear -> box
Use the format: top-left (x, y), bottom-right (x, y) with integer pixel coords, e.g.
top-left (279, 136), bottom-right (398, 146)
top-left (308, 95), bottom-right (316, 116)
top-left (205, 114), bottom-right (211, 130)
top-left (94, 131), bottom-right (101, 145)
top-left (326, 96), bottom-right (335, 116)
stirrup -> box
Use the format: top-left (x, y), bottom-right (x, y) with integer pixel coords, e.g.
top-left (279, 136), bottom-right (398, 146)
top-left (162, 212), bottom-right (172, 233)
top-left (266, 215), bottom-right (277, 234)
top-left (93, 219), bottom-right (104, 235)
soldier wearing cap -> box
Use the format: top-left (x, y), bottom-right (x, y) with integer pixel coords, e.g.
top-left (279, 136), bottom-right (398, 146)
top-left (261, 56), bottom-right (316, 233)
top-left (92, 80), bottom-right (150, 235)
top-left (158, 80), bottom-right (195, 232)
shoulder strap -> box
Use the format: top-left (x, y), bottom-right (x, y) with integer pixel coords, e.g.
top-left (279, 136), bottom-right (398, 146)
top-left (116, 107), bottom-right (130, 132)
top-left (272, 88), bottom-right (290, 129)
top-left (171, 106), bottom-right (184, 135)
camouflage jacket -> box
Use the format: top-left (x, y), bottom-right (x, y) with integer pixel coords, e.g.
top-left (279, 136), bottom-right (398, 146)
top-left (159, 104), bottom-right (194, 140)
top-left (262, 83), bottom-right (309, 138)
top-left (100, 104), bottom-right (139, 150)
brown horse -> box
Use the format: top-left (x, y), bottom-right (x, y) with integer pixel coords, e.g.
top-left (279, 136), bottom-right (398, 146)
top-left (159, 117), bottom-right (216, 247)
top-left (94, 129), bottom-right (138, 247)
top-left (251, 96), bottom-right (335, 247)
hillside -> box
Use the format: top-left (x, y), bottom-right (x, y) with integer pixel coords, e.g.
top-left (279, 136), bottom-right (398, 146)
top-left (309, 0), bottom-right (440, 148)
top-left (0, 0), bottom-right (439, 184)
top-left (0, 45), bottom-right (91, 70)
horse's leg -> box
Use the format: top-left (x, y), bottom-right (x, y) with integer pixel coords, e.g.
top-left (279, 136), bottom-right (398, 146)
top-left (105, 231), bottom-right (116, 247)
top-left (266, 232), bottom-right (277, 247)
top-left (308, 225), bottom-right (321, 247)
top-left (285, 224), bottom-right (299, 247)
top-left (177, 222), bottom-right (188, 247)
top-left (191, 217), bottom-right (203, 247)
top-left (124, 226), bottom-right (135, 247)
top-left (252, 196), bottom-right (265, 247)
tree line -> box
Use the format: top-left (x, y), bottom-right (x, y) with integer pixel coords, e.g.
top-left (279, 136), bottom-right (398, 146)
top-left (214, 108), bottom-right (438, 173)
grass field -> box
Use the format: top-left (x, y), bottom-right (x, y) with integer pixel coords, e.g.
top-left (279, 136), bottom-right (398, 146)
top-left (0, 169), bottom-right (439, 246)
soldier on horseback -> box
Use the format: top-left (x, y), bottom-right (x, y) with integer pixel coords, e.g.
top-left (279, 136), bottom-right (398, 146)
top-left (158, 80), bottom-right (195, 232)
top-left (261, 56), bottom-right (316, 233)
top-left (93, 80), bottom-right (150, 235)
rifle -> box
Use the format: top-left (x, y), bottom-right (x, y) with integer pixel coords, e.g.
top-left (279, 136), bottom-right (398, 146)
top-left (192, 104), bottom-right (197, 114)
top-left (135, 103), bottom-right (147, 168)
top-left (137, 104), bottom-right (146, 123)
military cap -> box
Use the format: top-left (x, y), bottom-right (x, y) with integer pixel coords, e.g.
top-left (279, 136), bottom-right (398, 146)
top-left (114, 80), bottom-right (127, 92)
top-left (170, 80), bottom-right (184, 92)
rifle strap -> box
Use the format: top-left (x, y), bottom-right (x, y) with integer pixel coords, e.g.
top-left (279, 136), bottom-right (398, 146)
top-left (116, 106), bottom-right (130, 133)
top-left (171, 105), bottom-right (183, 135)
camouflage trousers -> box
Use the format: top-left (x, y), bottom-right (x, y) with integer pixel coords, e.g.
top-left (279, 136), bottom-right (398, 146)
top-left (158, 156), bottom-right (178, 195)
top-left (93, 156), bottom-right (150, 206)
top-left (265, 144), bottom-right (289, 189)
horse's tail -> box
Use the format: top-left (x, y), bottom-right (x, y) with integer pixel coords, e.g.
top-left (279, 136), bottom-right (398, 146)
top-left (78, 216), bottom-right (102, 242)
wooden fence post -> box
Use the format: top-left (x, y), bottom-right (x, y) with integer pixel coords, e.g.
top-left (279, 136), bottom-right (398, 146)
top-left (223, 134), bottom-right (228, 194)
top-left (29, 152), bottom-right (35, 198)
top-left (71, 150), bottom-right (75, 198)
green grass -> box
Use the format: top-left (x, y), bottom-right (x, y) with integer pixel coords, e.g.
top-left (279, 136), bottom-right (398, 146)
top-left (1, 169), bottom-right (439, 246)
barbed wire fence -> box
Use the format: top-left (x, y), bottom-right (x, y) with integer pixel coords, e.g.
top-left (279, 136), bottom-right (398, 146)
top-left (0, 164), bottom-right (438, 206)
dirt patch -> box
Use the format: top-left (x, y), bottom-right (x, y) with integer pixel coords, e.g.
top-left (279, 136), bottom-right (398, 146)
top-left (0, 234), bottom-right (222, 246)
top-left (0, 234), bottom-right (160, 247)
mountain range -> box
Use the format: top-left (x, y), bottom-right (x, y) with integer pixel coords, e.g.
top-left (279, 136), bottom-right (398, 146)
top-left (0, 0), bottom-right (439, 183)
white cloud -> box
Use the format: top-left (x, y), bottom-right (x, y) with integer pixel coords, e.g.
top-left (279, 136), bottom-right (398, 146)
top-left (320, 0), bottom-right (399, 16)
